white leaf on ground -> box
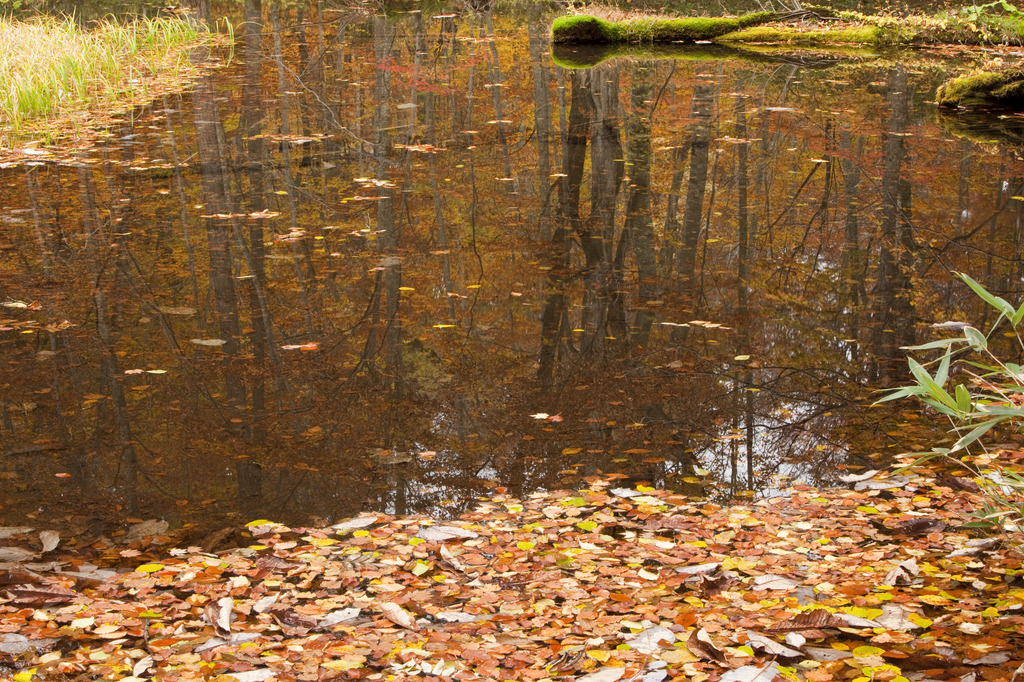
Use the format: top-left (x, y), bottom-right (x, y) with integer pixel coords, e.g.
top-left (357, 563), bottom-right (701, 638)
top-left (132, 656), bottom-right (153, 677)
top-left (883, 558), bottom-right (919, 586)
top-left (0, 547), bottom-right (36, 562)
top-left (743, 631), bottom-right (803, 657)
top-left (751, 574), bottom-right (800, 591)
top-left (190, 338), bottom-right (228, 346)
top-left (252, 594), bottom-right (279, 614)
top-left (435, 611), bottom-right (478, 623)
top-left (39, 530), bottom-right (59, 553)
top-left (156, 306), bottom-right (197, 315)
top-left (676, 562), bottom-right (722, 575)
top-left (319, 607), bottom-right (361, 628)
top-left (720, 662), bottom-right (783, 682)
top-left (855, 475), bottom-right (912, 491)
top-left (381, 602), bottom-right (418, 629)
top-left (0, 527), bottom-right (34, 539)
top-left (58, 563), bottom-right (116, 582)
top-left (610, 488), bottom-right (641, 498)
top-left (838, 470), bottom-right (880, 483)
top-left (194, 632), bottom-right (260, 652)
top-left (415, 525), bottom-right (479, 542)
top-left (967, 652), bottom-right (1012, 666)
top-left (784, 633), bottom-right (806, 648)
top-left (225, 668), bottom-right (277, 681)
top-left (832, 612), bottom-right (880, 628)
top-left (803, 646), bottom-right (852, 661)
top-left (0, 634), bottom-right (31, 656)
top-left (331, 515), bottom-right (379, 531)
top-left (875, 604), bottom-right (922, 631)
top-left (625, 625), bottom-right (676, 654)
top-left (577, 668), bottom-right (627, 682)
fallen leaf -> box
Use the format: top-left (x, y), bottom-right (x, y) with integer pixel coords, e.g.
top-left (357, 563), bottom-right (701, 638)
top-left (380, 602), bottom-right (417, 630)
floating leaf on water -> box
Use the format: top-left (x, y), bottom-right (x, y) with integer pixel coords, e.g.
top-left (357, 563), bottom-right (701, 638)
top-left (155, 306), bottom-right (196, 315)
top-left (190, 338), bottom-right (228, 346)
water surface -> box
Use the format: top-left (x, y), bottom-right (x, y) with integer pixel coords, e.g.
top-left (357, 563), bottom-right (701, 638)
top-left (2, 5), bottom-right (1023, 544)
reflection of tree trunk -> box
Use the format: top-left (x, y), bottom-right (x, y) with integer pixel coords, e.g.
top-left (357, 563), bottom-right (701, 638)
top-left (163, 96), bottom-right (204, 326)
top-left (271, 7), bottom-right (317, 337)
top-left (735, 93), bottom-right (755, 492)
top-left (621, 64), bottom-right (655, 345)
top-left (840, 128), bottom-right (865, 308)
top-left (77, 168), bottom-right (138, 513)
top-left (677, 81), bottom-right (714, 293)
top-left (578, 66), bottom-right (624, 353)
top-left (871, 67), bottom-right (916, 382)
top-left (362, 16), bottom-right (402, 387)
top-left (528, 5), bottom-right (552, 202)
top-left (192, 70), bottom-right (247, 419)
top-left (540, 70), bottom-right (593, 386)
top-left (25, 169), bottom-right (54, 281)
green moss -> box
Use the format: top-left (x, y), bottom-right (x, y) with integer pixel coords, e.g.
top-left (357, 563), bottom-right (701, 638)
top-left (551, 41), bottom-right (877, 69)
top-left (718, 24), bottom-right (885, 45)
top-left (552, 43), bottom-right (758, 68)
top-left (551, 11), bottom-right (774, 44)
top-left (936, 69), bottom-right (1024, 108)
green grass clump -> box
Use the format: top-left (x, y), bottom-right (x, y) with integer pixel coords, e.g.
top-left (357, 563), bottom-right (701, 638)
top-left (936, 69), bottom-right (1024, 108)
top-left (0, 15), bottom-right (208, 140)
top-left (551, 11), bottom-right (773, 44)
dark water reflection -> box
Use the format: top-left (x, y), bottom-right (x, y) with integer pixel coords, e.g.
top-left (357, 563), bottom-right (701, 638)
top-left (2, 4), bottom-right (1024, 540)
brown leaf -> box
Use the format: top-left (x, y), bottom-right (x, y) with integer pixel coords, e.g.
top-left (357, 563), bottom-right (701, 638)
top-left (270, 607), bottom-right (317, 635)
top-left (766, 609), bottom-right (847, 633)
top-left (203, 596), bottom-right (234, 637)
top-left (380, 602), bottom-right (418, 630)
top-left (686, 628), bottom-right (727, 664)
top-left (936, 472), bottom-right (981, 493)
top-left (5, 583), bottom-right (79, 604)
top-left (893, 517), bottom-right (946, 537)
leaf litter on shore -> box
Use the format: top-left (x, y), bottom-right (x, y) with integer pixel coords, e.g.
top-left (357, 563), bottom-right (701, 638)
top-left (1, 470), bottom-right (1023, 681)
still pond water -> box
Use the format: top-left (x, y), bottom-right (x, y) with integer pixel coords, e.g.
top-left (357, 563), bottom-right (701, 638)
top-left (2, 5), bottom-right (1024, 543)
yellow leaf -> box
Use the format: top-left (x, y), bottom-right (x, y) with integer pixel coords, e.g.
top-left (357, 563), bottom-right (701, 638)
top-left (246, 519), bottom-right (275, 527)
top-left (856, 506), bottom-right (878, 514)
top-left (562, 447), bottom-right (583, 455)
top-left (852, 646), bottom-right (885, 658)
top-left (586, 650), bottom-right (611, 662)
top-left (661, 648), bottom-right (697, 664)
top-left (517, 541), bottom-right (535, 550)
top-left (321, 660), bottom-right (363, 670)
top-left (908, 613), bottom-right (932, 628)
top-left (311, 537), bottom-right (337, 547)
top-left (844, 606), bottom-right (883, 621)
top-left (135, 563), bottom-right (164, 573)
top-left (722, 557), bottom-right (756, 572)
top-left (919, 595), bottom-right (950, 606)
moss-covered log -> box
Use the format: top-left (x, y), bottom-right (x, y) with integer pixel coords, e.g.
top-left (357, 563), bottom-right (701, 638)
top-left (551, 7), bottom-right (1024, 48)
top-left (936, 69), bottom-right (1024, 108)
top-left (550, 12), bottom-right (774, 44)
